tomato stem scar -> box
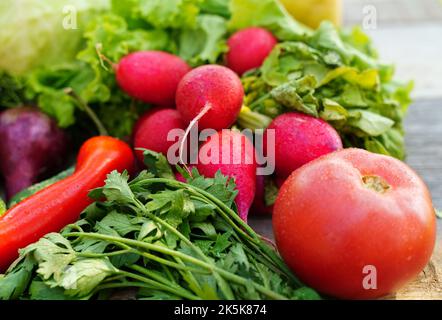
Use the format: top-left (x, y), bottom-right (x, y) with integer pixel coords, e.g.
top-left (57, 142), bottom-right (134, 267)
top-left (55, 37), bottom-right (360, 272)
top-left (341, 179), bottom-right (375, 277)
top-left (362, 175), bottom-right (391, 194)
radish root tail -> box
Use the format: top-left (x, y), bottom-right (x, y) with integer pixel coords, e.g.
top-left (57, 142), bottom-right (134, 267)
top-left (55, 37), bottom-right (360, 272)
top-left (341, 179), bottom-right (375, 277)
top-left (179, 103), bottom-right (212, 175)
top-left (96, 43), bottom-right (117, 71)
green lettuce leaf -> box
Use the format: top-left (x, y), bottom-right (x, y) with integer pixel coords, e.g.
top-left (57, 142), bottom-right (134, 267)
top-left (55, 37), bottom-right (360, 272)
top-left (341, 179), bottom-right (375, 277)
top-left (178, 14), bottom-right (228, 66)
top-left (0, 72), bottom-right (26, 107)
top-left (347, 109), bottom-right (394, 136)
top-left (137, 0), bottom-right (200, 29)
top-left (228, 0), bottom-right (311, 40)
top-left (237, 3), bottom-right (412, 159)
top-left (1, 0), bottom-right (412, 159)
top-left (24, 62), bottom-right (95, 127)
top-left (200, 0), bottom-right (230, 17)
top-left (271, 76), bottom-right (319, 117)
top-left (0, 0), bottom-right (110, 76)
top-left (77, 13), bottom-right (171, 101)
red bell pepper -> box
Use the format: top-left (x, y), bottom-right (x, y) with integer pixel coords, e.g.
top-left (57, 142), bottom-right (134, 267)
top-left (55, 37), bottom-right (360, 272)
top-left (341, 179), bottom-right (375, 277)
top-left (0, 136), bottom-right (135, 271)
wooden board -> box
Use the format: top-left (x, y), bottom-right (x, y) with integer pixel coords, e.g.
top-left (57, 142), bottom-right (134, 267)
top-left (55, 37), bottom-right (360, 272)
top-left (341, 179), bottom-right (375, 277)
top-left (387, 99), bottom-right (442, 299)
top-left (385, 241), bottom-right (442, 299)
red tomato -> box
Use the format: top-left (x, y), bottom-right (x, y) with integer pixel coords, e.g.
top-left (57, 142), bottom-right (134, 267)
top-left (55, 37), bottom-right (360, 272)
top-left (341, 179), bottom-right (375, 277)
top-left (273, 148), bottom-right (436, 299)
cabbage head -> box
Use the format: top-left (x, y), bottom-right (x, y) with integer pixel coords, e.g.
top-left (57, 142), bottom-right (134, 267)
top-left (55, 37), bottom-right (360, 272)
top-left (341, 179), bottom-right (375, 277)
top-left (0, 0), bottom-right (109, 75)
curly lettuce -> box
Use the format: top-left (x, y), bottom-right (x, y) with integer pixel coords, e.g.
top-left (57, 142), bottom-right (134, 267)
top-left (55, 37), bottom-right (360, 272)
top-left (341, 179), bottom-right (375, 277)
top-left (233, 0), bottom-right (412, 159)
top-left (0, 0), bottom-right (413, 158)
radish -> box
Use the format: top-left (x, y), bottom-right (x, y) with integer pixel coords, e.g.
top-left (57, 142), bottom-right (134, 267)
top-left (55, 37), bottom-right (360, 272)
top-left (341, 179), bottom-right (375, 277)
top-left (133, 108), bottom-right (186, 163)
top-left (175, 65), bottom-right (244, 131)
top-left (196, 130), bottom-right (257, 221)
top-left (226, 27), bottom-right (277, 75)
top-left (264, 112), bottom-right (343, 179)
top-left (174, 170), bottom-right (187, 183)
top-left (116, 51), bottom-right (191, 107)
top-left (275, 175), bottom-right (286, 188)
top-left (251, 174), bottom-right (287, 215)
top-left (251, 175), bottom-right (273, 215)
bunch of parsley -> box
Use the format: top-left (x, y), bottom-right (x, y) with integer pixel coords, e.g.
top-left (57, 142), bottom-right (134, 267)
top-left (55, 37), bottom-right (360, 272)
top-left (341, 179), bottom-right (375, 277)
top-left (0, 151), bottom-right (319, 300)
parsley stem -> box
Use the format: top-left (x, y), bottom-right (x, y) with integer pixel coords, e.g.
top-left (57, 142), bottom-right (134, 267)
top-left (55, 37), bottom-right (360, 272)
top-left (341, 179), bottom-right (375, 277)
top-left (189, 194), bottom-right (253, 241)
top-left (77, 250), bottom-right (132, 258)
top-left (102, 275), bottom-right (127, 283)
top-left (119, 271), bottom-right (199, 300)
top-left (126, 178), bottom-right (302, 294)
top-left (129, 264), bottom-right (174, 287)
top-left (105, 239), bottom-right (211, 275)
top-left (131, 198), bottom-right (235, 300)
top-left (126, 266), bottom-right (199, 300)
top-left (136, 178), bottom-right (259, 241)
top-left (94, 282), bottom-right (189, 300)
top-left (172, 257), bottom-right (207, 298)
top-left (107, 272), bottom-right (200, 301)
top-left (65, 232), bottom-right (288, 300)
top-left (133, 178), bottom-right (298, 283)
top-left (160, 263), bottom-right (175, 283)
top-left (177, 180), bottom-right (301, 285)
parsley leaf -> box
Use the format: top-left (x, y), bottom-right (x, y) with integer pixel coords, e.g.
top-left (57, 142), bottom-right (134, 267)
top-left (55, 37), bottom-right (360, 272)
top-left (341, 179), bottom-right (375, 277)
top-left (142, 149), bottom-right (175, 180)
top-left (59, 258), bottom-right (117, 297)
top-left (1, 169), bottom-right (317, 300)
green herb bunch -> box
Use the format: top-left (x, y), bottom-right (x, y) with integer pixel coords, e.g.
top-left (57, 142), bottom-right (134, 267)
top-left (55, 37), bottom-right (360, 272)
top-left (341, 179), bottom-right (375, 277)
top-left (0, 151), bottom-right (319, 300)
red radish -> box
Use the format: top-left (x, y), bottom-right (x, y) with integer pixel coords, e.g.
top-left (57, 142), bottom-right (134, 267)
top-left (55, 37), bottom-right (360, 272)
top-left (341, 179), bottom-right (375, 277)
top-left (196, 130), bottom-right (257, 221)
top-left (131, 108), bottom-right (160, 142)
top-left (133, 108), bottom-right (186, 163)
top-left (226, 27), bottom-right (277, 75)
top-left (176, 65), bottom-right (244, 131)
top-left (275, 175), bottom-right (286, 188)
top-left (175, 171), bottom-right (187, 183)
top-left (264, 112), bottom-right (343, 179)
top-left (251, 175), bottom-right (286, 215)
top-left (251, 175), bottom-right (273, 215)
top-left (116, 51), bottom-right (191, 107)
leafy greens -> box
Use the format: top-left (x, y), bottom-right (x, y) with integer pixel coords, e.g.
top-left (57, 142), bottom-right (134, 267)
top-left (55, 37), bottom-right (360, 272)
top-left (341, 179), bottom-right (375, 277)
top-left (0, 0), bottom-right (412, 158)
top-left (0, 151), bottom-right (319, 300)
top-left (232, 1), bottom-right (412, 159)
